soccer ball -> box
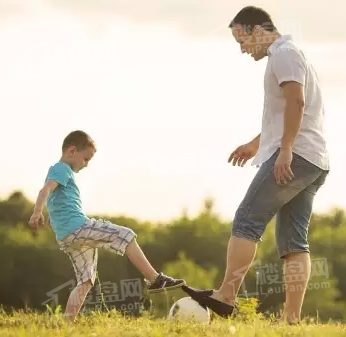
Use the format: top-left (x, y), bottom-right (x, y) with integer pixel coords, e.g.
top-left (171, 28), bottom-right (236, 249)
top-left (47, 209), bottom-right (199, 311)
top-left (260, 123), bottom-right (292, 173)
top-left (168, 297), bottom-right (211, 324)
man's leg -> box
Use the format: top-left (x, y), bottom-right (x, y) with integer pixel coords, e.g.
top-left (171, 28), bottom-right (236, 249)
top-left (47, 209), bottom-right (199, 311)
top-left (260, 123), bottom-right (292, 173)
top-left (282, 252), bottom-right (310, 323)
top-left (276, 171), bottom-right (328, 324)
top-left (211, 237), bottom-right (257, 305)
top-left (182, 151), bottom-right (325, 317)
top-left (208, 151), bottom-right (313, 305)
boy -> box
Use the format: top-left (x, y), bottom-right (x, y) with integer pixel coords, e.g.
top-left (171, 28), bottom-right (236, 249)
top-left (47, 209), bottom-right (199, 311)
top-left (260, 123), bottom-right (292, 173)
top-left (29, 130), bottom-right (185, 321)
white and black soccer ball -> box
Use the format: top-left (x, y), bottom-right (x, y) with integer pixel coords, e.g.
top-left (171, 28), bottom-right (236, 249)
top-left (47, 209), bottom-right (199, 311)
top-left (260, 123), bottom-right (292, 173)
top-left (168, 297), bottom-right (211, 324)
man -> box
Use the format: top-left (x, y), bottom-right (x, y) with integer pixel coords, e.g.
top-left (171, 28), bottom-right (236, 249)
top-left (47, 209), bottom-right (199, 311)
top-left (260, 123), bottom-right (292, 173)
top-left (183, 6), bottom-right (329, 324)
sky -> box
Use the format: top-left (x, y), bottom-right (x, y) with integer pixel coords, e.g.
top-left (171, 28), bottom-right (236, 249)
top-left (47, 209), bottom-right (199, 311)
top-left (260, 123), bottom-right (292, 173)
top-left (0, 0), bottom-right (345, 222)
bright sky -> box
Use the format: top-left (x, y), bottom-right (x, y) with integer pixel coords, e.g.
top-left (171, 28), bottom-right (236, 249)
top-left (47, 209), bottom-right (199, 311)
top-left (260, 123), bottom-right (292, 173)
top-left (0, 0), bottom-right (345, 222)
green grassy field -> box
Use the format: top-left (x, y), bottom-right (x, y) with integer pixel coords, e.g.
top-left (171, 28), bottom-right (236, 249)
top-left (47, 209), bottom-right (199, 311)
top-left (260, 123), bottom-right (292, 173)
top-left (1, 310), bottom-right (346, 337)
top-left (1, 288), bottom-right (345, 336)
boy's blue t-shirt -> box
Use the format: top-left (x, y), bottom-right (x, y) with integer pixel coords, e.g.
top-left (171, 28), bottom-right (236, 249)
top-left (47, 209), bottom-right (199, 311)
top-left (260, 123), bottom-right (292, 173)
top-left (45, 162), bottom-right (88, 240)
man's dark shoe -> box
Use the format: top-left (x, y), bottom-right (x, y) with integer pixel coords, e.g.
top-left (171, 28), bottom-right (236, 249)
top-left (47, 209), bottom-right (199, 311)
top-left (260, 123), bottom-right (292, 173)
top-left (146, 272), bottom-right (185, 293)
top-left (182, 285), bottom-right (235, 318)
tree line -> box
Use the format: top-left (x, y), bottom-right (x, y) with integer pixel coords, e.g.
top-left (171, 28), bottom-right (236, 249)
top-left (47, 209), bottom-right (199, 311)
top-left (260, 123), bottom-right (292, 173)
top-left (0, 191), bottom-right (345, 322)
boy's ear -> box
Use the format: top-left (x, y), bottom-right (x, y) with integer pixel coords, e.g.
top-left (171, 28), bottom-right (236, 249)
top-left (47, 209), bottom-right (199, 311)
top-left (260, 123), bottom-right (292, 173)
top-left (69, 145), bottom-right (77, 155)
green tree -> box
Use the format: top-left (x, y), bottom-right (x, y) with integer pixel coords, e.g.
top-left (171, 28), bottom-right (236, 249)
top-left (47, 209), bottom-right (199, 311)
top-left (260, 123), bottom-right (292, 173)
top-left (164, 251), bottom-right (218, 289)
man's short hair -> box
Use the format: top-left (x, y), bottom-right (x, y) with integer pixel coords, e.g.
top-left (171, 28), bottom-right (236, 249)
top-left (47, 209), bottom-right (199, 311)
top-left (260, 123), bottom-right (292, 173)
top-left (229, 6), bottom-right (277, 33)
top-left (62, 130), bottom-right (96, 152)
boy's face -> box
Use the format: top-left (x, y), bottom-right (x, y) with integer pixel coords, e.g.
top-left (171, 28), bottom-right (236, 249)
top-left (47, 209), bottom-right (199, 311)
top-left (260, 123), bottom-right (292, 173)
top-left (67, 146), bottom-right (96, 172)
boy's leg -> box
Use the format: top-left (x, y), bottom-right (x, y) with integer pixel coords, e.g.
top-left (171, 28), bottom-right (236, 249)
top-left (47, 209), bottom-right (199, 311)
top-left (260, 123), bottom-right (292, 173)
top-left (182, 150), bottom-right (325, 317)
top-left (61, 245), bottom-right (98, 322)
top-left (125, 238), bottom-right (185, 293)
top-left (64, 280), bottom-right (93, 322)
top-left (276, 170), bottom-right (328, 324)
top-left (124, 238), bottom-right (158, 282)
top-left (72, 219), bottom-right (185, 293)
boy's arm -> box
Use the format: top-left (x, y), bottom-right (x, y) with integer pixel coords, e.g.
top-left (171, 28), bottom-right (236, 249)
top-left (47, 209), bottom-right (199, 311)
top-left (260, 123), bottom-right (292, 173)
top-left (29, 180), bottom-right (59, 228)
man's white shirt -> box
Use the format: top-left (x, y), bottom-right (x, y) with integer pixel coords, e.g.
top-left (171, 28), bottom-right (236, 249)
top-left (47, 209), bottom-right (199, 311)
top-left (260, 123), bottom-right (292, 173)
top-left (252, 35), bottom-right (330, 171)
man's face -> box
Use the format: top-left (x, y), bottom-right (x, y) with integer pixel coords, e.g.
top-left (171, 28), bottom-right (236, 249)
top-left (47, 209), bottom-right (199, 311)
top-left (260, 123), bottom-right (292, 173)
top-left (231, 24), bottom-right (268, 61)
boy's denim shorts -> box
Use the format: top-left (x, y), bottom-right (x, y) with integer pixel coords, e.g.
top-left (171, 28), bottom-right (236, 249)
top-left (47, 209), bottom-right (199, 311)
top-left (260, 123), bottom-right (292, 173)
top-left (232, 149), bottom-right (329, 258)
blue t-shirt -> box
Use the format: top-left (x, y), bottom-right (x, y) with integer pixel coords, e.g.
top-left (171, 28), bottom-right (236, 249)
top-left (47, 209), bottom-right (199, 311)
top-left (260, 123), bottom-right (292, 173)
top-left (45, 162), bottom-right (88, 240)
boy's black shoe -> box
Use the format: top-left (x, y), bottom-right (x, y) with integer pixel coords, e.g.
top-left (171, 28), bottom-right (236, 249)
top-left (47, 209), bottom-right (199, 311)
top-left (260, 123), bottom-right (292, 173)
top-left (146, 272), bottom-right (186, 293)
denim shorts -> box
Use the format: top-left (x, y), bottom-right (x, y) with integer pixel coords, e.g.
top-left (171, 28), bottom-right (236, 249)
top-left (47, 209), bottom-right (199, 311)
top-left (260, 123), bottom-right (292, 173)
top-left (232, 149), bottom-right (329, 258)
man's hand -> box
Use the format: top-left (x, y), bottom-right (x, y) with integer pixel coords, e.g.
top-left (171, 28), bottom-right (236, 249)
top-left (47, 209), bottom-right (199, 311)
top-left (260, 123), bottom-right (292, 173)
top-left (228, 141), bottom-right (257, 167)
top-left (274, 148), bottom-right (294, 184)
top-left (29, 212), bottom-right (45, 228)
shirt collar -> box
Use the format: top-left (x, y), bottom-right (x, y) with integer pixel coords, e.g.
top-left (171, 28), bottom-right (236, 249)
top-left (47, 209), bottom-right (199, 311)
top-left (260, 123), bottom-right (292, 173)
top-left (267, 34), bottom-right (293, 56)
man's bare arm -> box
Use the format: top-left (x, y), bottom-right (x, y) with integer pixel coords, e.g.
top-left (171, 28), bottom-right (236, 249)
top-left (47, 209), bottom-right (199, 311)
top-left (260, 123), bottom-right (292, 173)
top-left (280, 82), bottom-right (305, 150)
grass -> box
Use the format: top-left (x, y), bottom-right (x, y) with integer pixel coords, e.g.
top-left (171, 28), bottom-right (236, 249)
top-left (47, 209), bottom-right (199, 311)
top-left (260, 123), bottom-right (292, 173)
top-left (0, 289), bottom-right (345, 336)
top-left (0, 310), bottom-right (346, 337)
